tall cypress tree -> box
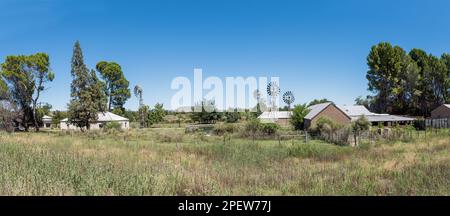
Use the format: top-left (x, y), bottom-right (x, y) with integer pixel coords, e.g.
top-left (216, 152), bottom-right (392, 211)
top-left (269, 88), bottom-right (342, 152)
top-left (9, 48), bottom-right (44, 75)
top-left (67, 41), bottom-right (106, 130)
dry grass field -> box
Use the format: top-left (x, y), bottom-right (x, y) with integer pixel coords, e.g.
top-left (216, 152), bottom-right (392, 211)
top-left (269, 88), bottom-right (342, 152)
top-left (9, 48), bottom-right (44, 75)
top-left (0, 128), bottom-right (448, 195)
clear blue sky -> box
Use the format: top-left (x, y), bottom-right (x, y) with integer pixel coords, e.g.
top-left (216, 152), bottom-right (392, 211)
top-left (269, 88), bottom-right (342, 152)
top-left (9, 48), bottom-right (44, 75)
top-left (1, 0), bottom-right (450, 111)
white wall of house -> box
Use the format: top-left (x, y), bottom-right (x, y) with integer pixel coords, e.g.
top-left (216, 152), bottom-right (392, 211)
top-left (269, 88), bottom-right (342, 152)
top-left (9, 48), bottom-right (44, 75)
top-left (60, 120), bottom-right (129, 130)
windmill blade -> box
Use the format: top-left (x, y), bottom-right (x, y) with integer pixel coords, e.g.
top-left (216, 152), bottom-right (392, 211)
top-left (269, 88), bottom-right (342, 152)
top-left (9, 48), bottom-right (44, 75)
top-left (283, 91), bottom-right (295, 104)
top-left (267, 82), bottom-right (280, 96)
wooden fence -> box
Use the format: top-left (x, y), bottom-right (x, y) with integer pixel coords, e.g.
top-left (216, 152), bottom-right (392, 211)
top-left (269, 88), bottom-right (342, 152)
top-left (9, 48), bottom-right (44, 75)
top-left (424, 118), bottom-right (450, 128)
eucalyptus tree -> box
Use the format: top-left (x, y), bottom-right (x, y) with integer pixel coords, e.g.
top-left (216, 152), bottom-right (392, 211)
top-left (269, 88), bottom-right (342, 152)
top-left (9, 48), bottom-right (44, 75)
top-left (1, 53), bottom-right (54, 131)
top-left (96, 61), bottom-right (131, 111)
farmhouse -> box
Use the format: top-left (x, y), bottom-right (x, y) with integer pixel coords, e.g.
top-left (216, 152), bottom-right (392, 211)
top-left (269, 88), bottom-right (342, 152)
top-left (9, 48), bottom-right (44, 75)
top-left (304, 103), bottom-right (351, 128)
top-left (42, 115), bottom-right (52, 128)
top-left (302, 102), bottom-right (415, 128)
top-left (60, 111), bottom-right (129, 130)
top-left (258, 111), bottom-right (292, 126)
top-left (431, 104), bottom-right (450, 119)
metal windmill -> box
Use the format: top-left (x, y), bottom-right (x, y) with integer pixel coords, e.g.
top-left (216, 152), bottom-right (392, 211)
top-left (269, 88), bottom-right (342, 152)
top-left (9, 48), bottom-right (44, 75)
top-left (266, 82), bottom-right (280, 111)
top-left (253, 89), bottom-right (263, 113)
top-left (134, 85), bottom-right (145, 128)
top-left (282, 91), bottom-right (295, 111)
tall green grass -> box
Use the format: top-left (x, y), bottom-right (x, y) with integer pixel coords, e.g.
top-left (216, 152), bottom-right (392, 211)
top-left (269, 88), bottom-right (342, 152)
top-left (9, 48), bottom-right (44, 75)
top-left (0, 129), bottom-right (448, 195)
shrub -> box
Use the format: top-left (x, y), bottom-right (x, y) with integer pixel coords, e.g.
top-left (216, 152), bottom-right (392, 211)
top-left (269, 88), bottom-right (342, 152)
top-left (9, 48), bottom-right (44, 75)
top-left (316, 117), bottom-right (337, 133)
top-left (290, 104), bottom-right (310, 130)
top-left (244, 118), bottom-right (262, 138)
top-left (213, 123), bottom-right (237, 136)
top-left (157, 131), bottom-right (183, 143)
top-left (315, 117), bottom-right (349, 145)
top-left (240, 119), bottom-right (279, 138)
top-left (104, 122), bottom-right (122, 131)
top-left (261, 123), bottom-right (279, 136)
top-left (185, 124), bottom-right (215, 134)
top-left (224, 111), bottom-right (241, 123)
top-left (190, 100), bottom-right (222, 124)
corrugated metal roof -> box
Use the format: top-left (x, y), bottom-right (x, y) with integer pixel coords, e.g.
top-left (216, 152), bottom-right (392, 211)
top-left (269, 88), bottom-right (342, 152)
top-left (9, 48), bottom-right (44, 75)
top-left (42, 115), bottom-right (52, 120)
top-left (339, 105), bottom-right (415, 122)
top-left (337, 105), bottom-right (373, 116)
top-left (304, 102), bottom-right (332, 120)
top-left (354, 115), bottom-right (415, 122)
top-left (258, 111), bottom-right (292, 119)
top-left (61, 112), bottom-right (128, 122)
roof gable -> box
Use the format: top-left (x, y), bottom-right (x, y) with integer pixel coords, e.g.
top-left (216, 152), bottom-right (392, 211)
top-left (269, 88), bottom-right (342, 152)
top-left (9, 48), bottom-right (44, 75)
top-left (305, 102), bottom-right (330, 120)
top-left (337, 105), bottom-right (374, 116)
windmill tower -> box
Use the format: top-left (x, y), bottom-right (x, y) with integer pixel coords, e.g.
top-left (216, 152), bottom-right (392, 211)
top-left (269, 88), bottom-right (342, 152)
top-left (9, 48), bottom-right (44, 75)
top-left (134, 85), bottom-right (145, 128)
top-left (266, 82), bottom-right (280, 112)
top-left (283, 91), bottom-right (295, 111)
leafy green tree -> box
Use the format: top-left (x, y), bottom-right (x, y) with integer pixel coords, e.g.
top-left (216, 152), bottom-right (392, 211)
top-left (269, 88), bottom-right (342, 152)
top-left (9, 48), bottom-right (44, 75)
top-left (52, 110), bottom-right (67, 125)
top-left (0, 77), bottom-right (7, 100)
top-left (1, 53), bottom-right (54, 131)
top-left (308, 98), bottom-right (332, 106)
top-left (367, 42), bottom-right (406, 113)
top-left (351, 115), bottom-right (370, 146)
top-left (290, 103), bottom-right (310, 130)
top-left (191, 100), bottom-right (222, 124)
top-left (112, 107), bottom-right (124, 116)
top-left (36, 103), bottom-right (52, 126)
top-left (139, 105), bottom-right (150, 127)
top-left (96, 61), bottom-right (131, 112)
top-left (148, 103), bottom-right (166, 125)
top-left (355, 95), bottom-right (374, 110)
top-left (392, 54), bottom-right (420, 114)
top-left (442, 53), bottom-right (450, 103)
top-left (428, 55), bottom-right (448, 109)
top-left (67, 41), bottom-right (106, 130)
top-left (409, 49), bottom-right (448, 115)
top-left (224, 109), bottom-right (241, 123)
top-left (0, 100), bottom-right (19, 132)
top-left (123, 109), bottom-right (137, 122)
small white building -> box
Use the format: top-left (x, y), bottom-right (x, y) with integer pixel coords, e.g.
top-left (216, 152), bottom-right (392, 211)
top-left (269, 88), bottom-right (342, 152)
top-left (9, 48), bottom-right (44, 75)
top-left (258, 111), bottom-right (292, 125)
top-left (60, 112), bottom-right (129, 130)
top-left (42, 115), bottom-right (53, 128)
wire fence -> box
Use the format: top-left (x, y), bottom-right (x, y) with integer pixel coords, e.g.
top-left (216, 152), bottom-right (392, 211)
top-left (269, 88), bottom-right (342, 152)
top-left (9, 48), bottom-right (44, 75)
top-left (310, 125), bottom-right (450, 146)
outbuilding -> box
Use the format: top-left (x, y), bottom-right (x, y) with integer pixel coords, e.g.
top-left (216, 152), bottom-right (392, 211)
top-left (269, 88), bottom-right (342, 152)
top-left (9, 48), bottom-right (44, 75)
top-left (60, 112), bottom-right (129, 130)
top-left (431, 104), bottom-right (450, 119)
top-left (337, 105), bottom-right (415, 126)
top-left (304, 103), bottom-right (352, 128)
top-left (258, 111), bottom-right (292, 126)
top-left (42, 115), bottom-right (53, 128)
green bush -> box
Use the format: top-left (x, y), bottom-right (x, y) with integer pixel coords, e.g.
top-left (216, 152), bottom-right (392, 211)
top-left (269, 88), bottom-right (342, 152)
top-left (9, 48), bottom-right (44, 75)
top-left (290, 104), bottom-right (310, 130)
top-left (244, 118), bottom-right (262, 137)
top-left (213, 123), bottom-right (238, 136)
top-left (261, 123), bottom-right (279, 136)
top-left (240, 119), bottom-right (279, 138)
top-left (104, 122), bottom-right (122, 131)
top-left (224, 111), bottom-right (241, 123)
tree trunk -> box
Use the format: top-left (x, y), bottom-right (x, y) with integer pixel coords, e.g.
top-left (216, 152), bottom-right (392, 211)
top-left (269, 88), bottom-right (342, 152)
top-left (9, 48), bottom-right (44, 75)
top-left (32, 100), bottom-right (39, 132)
top-left (33, 79), bottom-right (43, 132)
top-left (108, 94), bottom-right (112, 111)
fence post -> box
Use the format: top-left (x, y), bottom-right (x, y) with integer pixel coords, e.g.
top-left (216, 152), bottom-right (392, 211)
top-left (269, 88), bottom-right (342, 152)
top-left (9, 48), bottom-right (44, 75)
top-left (305, 131), bottom-right (308, 144)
